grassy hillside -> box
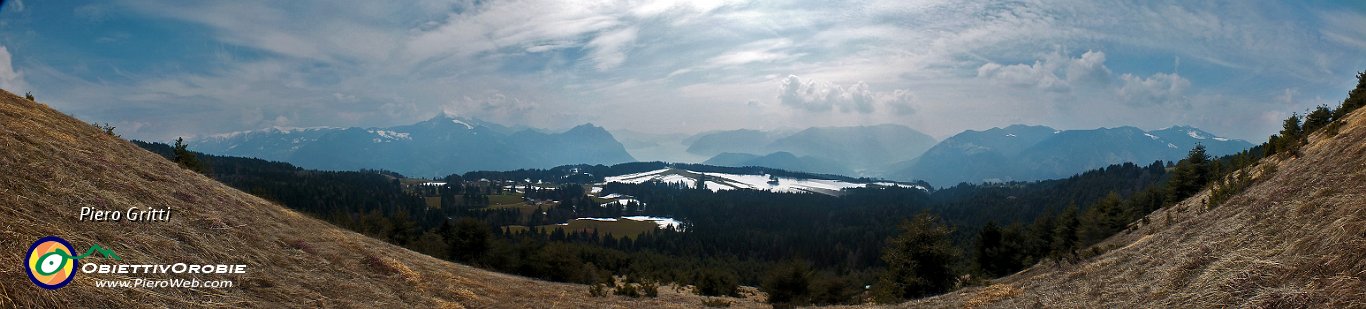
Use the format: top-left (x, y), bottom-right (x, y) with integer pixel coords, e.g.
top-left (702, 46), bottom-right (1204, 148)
top-left (905, 99), bottom-right (1366, 307)
top-left (0, 90), bottom-right (763, 307)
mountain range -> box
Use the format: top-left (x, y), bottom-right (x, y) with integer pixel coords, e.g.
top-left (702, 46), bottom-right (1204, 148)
top-left (197, 115), bottom-right (1252, 187)
top-left (889, 125), bottom-right (1254, 186)
top-left (685, 124), bottom-right (939, 177)
top-left (193, 114), bottom-right (635, 178)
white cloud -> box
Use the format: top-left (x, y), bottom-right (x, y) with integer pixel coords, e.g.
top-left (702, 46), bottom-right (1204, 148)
top-left (442, 93), bottom-right (538, 125)
top-left (776, 75), bottom-right (914, 115)
top-left (1118, 72), bottom-right (1190, 106)
top-left (977, 50), bottom-right (1112, 92)
top-left (885, 89), bottom-right (916, 115)
top-left (0, 46), bottom-right (28, 93)
top-left (585, 26), bottom-right (639, 71)
top-left (9, 0), bottom-right (1359, 142)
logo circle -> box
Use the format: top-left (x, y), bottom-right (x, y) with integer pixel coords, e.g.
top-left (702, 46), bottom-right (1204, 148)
top-left (26, 236), bottom-right (78, 290)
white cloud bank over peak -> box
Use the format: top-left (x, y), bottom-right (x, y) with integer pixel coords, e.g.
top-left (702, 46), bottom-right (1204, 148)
top-left (777, 75), bottom-right (915, 115)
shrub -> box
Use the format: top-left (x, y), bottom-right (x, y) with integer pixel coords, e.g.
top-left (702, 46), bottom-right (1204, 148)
top-left (693, 269), bottom-right (740, 297)
top-left (613, 281), bottom-right (641, 298)
top-left (700, 298), bottom-right (732, 308)
top-left (588, 283), bottom-right (609, 297)
top-left (761, 261), bottom-right (811, 305)
top-left (639, 279), bottom-right (659, 298)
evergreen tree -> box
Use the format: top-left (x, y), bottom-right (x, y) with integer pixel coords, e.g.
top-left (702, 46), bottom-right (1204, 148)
top-left (1337, 71), bottom-right (1366, 119)
top-left (762, 261), bottom-right (812, 305)
top-left (171, 137), bottom-right (207, 174)
top-left (1304, 105), bottom-right (1334, 133)
top-left (1167, 144), bottom-right (1210, 202)
top-left (875, 213), bottom-right (959, 302)
top-left (448, 218), bottom-right (491, 262)
top-left (975, 222), bottom-right (1024, 277)
top-left (1051, 206), bottom-right (1080, 260)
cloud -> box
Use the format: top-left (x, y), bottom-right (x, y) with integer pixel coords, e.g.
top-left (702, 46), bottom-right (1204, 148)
top-left (976, 50), bottom-right (1112, 92)
top-left (885, 89), bottom-right (916, 115)
top-left (585, 26), bottom-right (639, 71)
top-left (6, 0), bottom-right (1360, 142)
top-left (776, 75), bottom-right (914, 115)
top-left (442, 93), bottom-right (538, 124)
top-left (1118, 72), bottom-right (1190, 106)
top-left (0, 46), bottom-right (28, 93)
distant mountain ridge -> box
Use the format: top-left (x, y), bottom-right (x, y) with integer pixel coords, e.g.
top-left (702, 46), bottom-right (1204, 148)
top-left (689, 124), bottom-right (937, 177)
top-left (702, 151), bottom-right (855, 176)
top-left (890, 125), bottom-right (1254, 186)
top-left (193, 114), bottom-right (635, 177)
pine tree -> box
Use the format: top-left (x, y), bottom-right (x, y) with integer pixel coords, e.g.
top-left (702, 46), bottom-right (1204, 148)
top-left (875, 213), bottom-right (959, 302)
top-left (1304, 105), bottom-right (1334, 133)
top-left (171, 137), bottom-right (206, 174)
top-left (1337, 71), bottom-right (1366, 119)
top-left (1051, 206), bottom-right (1080, 260)
top-left (1167, 144), bottom-right (1211, 202)
top-left (448, 218), bottom-right (491, 262)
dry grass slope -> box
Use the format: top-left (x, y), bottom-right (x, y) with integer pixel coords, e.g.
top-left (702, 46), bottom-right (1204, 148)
top-left (907, 106), bottom-right (1366, 307)
top-left (0, 90), bottom-right (764, 308)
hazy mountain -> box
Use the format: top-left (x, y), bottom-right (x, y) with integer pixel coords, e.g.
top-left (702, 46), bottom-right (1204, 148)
top-left (702, 151), bottom-right (855, 176)
top-left (194, 114), bottom-right (635, 177)
top-left (767, 124), bottom-right (936, 174)
top-left (608, 129), bottom-right (706, 163)
top-left (891, 125), bottom-right (1253, 186)
top-left (685, 124), bottom-right (937, 177)
top-left (685, 129), bottom-right (777, 157)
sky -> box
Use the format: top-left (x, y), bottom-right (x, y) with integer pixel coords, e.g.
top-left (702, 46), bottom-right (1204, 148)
top-left (0, 0), bottom-right (1363, 142)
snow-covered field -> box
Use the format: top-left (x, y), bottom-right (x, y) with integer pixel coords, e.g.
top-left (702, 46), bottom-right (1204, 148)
top-left (603, 168), bottom-right (926, 196)
top-left (561, 216), bottom-right (682, 229)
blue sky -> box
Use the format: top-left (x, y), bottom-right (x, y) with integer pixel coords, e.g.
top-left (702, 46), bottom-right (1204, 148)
top-left (0, 0), bottom-right (1363, 142)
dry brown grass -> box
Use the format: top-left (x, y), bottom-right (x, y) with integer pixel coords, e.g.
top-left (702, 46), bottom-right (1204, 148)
top-left (0, 89), bottom-right (765, 308)
top-left (904, 105), bottom-right (1366, 308)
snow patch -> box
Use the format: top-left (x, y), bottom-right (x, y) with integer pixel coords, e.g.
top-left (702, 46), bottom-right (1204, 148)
top-left (1187, 130), bottom-right (1206, 139)
top-left (1167, 143), bottom-right (1178, 149)
top-left (600, 198), bottom-right (642, 208)
top-left (604, 168), bottom-right (927, 196)
top-left (567, 216), bottom-right (683, 230)
top-left (1005, 133), bottom-right (1016, 137)
top-left (452, 119), bottom-right (474, 129)
top-left (622, 216), bottom-right (682, 229)
top-left (1144, 133), bottom-right (1159, 140)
